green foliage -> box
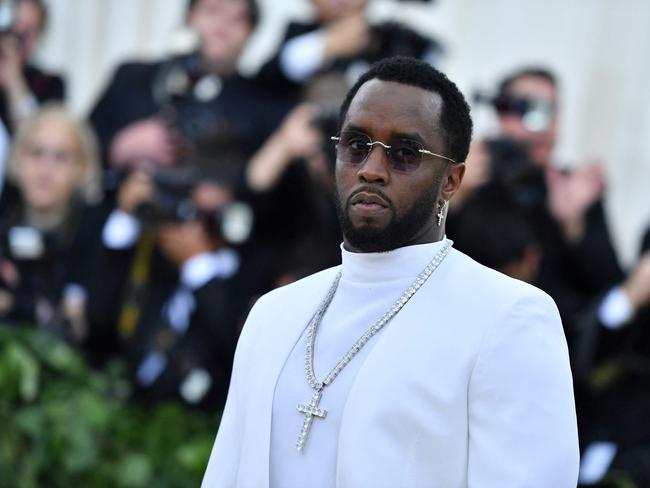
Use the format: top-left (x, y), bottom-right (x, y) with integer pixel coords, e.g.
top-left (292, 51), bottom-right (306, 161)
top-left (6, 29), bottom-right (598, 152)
top-left (0, 327), bottom-right (219, 488)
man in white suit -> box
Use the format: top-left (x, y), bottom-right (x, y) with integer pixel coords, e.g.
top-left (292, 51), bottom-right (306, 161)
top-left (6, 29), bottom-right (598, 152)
top-left (202, 56), bottom-right (579, 487)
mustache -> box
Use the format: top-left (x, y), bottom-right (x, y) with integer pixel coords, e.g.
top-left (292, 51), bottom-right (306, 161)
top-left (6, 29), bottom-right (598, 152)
top-left (346, 186), bottom-right (394, 210)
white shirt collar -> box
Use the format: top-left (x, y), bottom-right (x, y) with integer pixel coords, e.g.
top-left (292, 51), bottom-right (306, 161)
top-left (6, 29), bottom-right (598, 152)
top-left (340, 238), bottom-right (448, 284)
top-left (180, 248), bottom-right (240, 290)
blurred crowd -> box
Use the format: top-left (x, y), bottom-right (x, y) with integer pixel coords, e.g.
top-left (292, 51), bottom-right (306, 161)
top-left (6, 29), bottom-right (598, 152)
top-left (0, 0), bottom-right (648, 485)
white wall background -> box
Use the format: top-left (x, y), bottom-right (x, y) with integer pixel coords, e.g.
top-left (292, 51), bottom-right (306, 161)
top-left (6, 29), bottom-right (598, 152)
top-left (35, 0), bottom-right (650, 266)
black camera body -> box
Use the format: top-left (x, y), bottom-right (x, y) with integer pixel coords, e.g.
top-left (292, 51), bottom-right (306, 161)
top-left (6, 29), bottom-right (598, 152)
top-left (483, 137), bottom-right (546, 210)
top-left (135, 168), bottom-right (198, 226)
top-left (366, 21), bottom-right (442, 63)
top-left (134, 167), bottom-right (253, 245)
top-left (152, 53), bottom-right (224, 145)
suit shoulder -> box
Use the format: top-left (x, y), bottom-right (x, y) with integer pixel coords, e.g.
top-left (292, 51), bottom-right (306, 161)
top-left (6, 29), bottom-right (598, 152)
top-left (253, 265), bottom-right (341, 312)
top-left (447, 248), bottom-right (555, 307)
top-left (234, 266), bottom-right (340, 353)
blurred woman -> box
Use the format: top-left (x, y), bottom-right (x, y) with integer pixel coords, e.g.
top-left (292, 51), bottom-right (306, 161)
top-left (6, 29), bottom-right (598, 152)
top-left (0, 104), bottom-right (101, 341)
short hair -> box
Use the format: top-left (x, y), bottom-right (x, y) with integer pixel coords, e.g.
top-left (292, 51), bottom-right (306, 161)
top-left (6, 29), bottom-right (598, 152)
top-left (453, 183), bottom-right (538, 271)
top-left (186, 0), bottom-right (259, 30)
top-left (497, 67), bottom-right (557, 99)
top-left (338, 56), bottom-right (473, 164)
top-left (9, 104), bottom-right (102, 204)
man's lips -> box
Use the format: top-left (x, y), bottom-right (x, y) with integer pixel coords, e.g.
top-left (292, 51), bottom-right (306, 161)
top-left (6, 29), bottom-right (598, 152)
top-left (349, 192), bottom-right (389, 208)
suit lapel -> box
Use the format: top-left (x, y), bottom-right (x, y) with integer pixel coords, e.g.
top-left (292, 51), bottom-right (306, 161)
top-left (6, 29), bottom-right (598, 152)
top-left (244, 267), bottom-right (340, 487)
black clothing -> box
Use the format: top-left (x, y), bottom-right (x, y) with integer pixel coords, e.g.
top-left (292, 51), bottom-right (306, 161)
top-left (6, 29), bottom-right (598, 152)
top-left (239, 158), bottom-right (342, 284)
top-left (536, 198), bottom-right (623, 323)
top-left (0, 198), bottom-right (96, 335)
top-left (450, 168), bottom-right (623, 328)
top-left (256, 20), bottom-right (443, 95)
top-left (571, 228), bottom-right (650, 485)
top-left (89, 54), bottom-right (294, 178)
top-left (79, 214), bottom-right (270, 409)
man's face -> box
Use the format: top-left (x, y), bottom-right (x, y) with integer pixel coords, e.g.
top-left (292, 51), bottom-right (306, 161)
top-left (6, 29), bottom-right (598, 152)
top-left (12, 0), bottom-right (43, 60)
top-left (188, 0), bottom-right (252, 68)
top-left (313, 0), bottom-right (367, 22)
top-left (335, 79), bottom-right (464, 253)
top-left (18, 118), bottom-right (84, 212)
top-left (498, 75), bottom-right (558, 168)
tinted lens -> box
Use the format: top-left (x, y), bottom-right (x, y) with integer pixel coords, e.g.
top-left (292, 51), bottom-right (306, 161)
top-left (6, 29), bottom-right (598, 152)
top-left (387, 139), bottom-right (423, 172)
top-left (336, 131), bottom-right (370, 164)
top-left (334, 131), bottom-right (425, 172)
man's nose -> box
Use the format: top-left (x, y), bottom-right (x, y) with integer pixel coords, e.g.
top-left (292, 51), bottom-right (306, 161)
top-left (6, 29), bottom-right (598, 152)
top-left (357, 144), bottom-right (390, 184)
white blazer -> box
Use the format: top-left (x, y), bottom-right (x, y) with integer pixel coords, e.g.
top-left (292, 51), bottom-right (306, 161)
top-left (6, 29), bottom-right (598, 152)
top-left (203, 249), bottom-right (579, 487)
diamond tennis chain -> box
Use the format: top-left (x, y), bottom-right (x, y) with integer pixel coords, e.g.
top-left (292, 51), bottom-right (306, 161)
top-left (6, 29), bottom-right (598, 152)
top-left (295, 238), bottom-right (453, 451)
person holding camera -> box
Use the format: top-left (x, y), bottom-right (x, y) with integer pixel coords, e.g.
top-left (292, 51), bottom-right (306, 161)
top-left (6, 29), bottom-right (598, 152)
top-left (0, 0), bottom-right (64, 212)
top-left (0, 104), bottom-right (100, 342)
top-left (242, 103), bottom-right (343, 285)
top-left (80, 140), bottom-right (265, 409)
top-left (451, 67), bottom-right (623, 324)
top-left (568, 225), bottom-right (650, 486)
top-left (89, 0), bottom-right (292, 185)
top-left (0, 0), bottom-right (64, 130)
top-left (256, 0), bottom-right (443, 95)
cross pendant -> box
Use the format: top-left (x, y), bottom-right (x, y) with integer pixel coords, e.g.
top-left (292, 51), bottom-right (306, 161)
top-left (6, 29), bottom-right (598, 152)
top-left (296, 389), bottom-right (328, 452)
top-left (437, 206), bottom-right (445, 226)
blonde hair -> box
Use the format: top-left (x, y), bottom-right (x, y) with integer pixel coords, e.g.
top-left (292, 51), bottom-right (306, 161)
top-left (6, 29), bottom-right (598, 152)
top-left (8, 103), bottom-right (103, 204)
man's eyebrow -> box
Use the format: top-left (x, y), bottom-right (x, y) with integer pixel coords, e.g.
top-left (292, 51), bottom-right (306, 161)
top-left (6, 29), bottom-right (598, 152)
top-left (342, 125), bottom-right (426, 143)
top-left (392, 131), bottom-right (426, 143)
top-left (342, 124), bottom-right (367, 134)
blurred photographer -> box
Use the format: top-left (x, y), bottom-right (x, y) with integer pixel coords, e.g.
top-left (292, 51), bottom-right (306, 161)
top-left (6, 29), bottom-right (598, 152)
top-left (453, 180), bottom-right (542, 284)
top-left (256, 0), bottom-right (443, 96)
top-left (0, 0), bottom-right (64, 130)
top-left (81, 139), bottom-right (263, 409)
top-left (569, 226), bottom-right (650, 486)
top-left (243, 101), bottom-right (343, 284)
top-left (0, 104), bottom-right (100, 342)
top-left (451, 67), bottom-right (623, 324)
top-left (89, 0), bottom-right (292, 189)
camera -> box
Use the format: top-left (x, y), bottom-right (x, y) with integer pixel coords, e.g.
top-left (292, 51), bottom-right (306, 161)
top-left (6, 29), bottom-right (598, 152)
top-left (135, 167), bottom-right (198, 225)
top-left (483, 137), bottom-right (546, 210)
top-left (134, 166), bottom-right (253, 245)
top-left (366, 21), bottom-right (443, 63)
top-left (495, 93), bottom-right (555, 133)
top-left (474, 90), bottom-right (556, 133)
top-left (152, 52), bottom-right (224, 145)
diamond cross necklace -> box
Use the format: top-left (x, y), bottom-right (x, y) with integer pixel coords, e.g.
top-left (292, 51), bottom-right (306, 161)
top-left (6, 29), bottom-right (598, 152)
top-left (296, 238), bottom-right (453, 452)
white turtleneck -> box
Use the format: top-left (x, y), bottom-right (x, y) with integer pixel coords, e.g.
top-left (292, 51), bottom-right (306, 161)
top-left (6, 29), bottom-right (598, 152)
top-left (269, 240), bottom-right (447, 488)
top-left (203, 237), bottom-right (579, 488)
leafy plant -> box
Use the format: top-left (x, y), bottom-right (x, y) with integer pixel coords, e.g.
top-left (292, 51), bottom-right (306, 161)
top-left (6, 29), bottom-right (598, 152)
top-left (0, 326), bottom-right (219, 488)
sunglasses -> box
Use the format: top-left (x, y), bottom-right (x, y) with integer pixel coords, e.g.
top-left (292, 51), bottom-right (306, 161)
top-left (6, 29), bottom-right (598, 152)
top-left (331, 130), bottom-right (458, 173)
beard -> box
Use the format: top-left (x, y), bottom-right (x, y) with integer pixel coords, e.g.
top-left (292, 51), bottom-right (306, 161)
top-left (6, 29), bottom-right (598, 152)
top-left (335, 185), bottom-right (438, 253)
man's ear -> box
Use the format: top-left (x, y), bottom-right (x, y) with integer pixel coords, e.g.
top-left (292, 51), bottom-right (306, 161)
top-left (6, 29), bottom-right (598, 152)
top-left (441, 163), bottom-right (465, 201)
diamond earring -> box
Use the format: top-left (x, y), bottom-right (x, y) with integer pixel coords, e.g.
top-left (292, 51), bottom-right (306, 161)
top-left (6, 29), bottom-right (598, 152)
top-left (436, 200), bottom-right (448, 226)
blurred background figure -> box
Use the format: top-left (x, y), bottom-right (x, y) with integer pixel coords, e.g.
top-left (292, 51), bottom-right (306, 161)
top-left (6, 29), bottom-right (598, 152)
top-left (0, 104), bottom-right (100, 342)
top-left (256, 0), bottom-right (442, 97)
top-left (452, 67), bottom-right (623, 326)
top-left (572, 227), bottom-right (650, 486)
top-left (0, 0), bottom-right (64, 211)
top-left (452, 182), bottom-right (541, 283)
top-left (0, 0), bottom-right (64, 129)
top-left (243, 102), bottom-right (342, 285)
top-left (89, 0), bottom-right (292, 190)
top-left (80, 137), bottom-right (263, 410)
